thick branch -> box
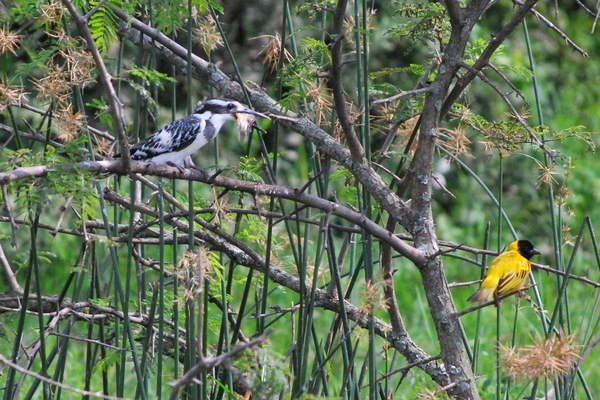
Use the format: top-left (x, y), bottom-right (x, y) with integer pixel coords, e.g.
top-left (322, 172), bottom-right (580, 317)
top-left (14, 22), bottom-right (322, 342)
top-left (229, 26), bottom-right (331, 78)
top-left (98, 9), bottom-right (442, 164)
top-left (407, 1), bottom-right (501, 397)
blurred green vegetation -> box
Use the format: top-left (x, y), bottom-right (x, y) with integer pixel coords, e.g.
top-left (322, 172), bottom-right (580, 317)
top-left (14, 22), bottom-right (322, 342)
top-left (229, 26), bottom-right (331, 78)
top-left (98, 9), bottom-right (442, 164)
top-left (1, 0), bottom-right (600, 398)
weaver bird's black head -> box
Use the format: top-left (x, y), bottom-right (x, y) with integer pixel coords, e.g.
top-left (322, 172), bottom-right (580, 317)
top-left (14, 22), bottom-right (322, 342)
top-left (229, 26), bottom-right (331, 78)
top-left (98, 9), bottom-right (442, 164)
top-left (517, 240), bottom-right (542, 260)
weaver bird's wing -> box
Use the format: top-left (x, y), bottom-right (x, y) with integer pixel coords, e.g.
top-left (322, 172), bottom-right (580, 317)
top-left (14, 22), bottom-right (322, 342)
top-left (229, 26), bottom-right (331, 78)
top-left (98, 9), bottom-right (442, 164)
top-left (495, 254), bottom-right (530, 296)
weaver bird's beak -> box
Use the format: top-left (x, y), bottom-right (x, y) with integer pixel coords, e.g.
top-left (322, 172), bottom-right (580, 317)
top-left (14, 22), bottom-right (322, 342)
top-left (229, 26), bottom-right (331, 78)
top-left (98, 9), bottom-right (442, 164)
top-left (532, 248), bottom-right (542, 256)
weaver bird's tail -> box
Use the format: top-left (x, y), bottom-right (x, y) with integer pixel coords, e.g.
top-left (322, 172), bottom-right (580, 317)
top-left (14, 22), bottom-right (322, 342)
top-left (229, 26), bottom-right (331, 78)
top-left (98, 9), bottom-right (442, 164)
top-left (467, 287), bottom-right (495, 303)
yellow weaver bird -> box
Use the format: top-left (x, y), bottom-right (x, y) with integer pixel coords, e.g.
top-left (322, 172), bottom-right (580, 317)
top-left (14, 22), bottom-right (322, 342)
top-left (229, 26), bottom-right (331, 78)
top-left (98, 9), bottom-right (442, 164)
top-left (467, 240), bottom-right (541, 303)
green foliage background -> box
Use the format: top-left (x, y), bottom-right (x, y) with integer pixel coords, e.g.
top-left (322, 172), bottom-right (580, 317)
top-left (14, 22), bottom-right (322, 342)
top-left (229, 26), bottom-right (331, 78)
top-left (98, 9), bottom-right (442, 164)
top-left (0, 0), bottom-right (600, 399)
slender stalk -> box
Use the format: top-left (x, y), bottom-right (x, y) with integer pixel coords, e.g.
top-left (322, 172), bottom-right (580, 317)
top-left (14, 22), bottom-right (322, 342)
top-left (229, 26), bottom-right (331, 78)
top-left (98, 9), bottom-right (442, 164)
top-left (471, 222), bottom-right (491, 372)
top-left (98, 181), bottom-right (147, 399)
top-left (496, 156), bottom-right (503, 400)
top-left (157, 178), bottom-right (165, 398)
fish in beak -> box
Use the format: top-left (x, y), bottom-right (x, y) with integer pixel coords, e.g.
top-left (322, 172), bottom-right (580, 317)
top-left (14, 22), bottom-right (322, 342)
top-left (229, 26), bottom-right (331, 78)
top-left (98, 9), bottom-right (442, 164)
top-left (235, 108), bottom-right (270, 143)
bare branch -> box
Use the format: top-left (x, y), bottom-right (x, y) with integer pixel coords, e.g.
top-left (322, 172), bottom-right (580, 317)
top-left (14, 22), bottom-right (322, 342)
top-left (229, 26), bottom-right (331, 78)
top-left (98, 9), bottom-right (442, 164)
top-left (83, 0), bottom-right (108, 21)
top-left (1, 184), bottom-right (18, 247)
top-left (48, 331), bottom-right (129, 352)
top-left (370, 87), bottom-right (432, 106)
top-left (580, 332), bottom-right (600, 366)
top-left (113, 8), bottom-right (419, 239)
top-left (487, 62), bottom-right (529, 104)
top-left (513, 0), bottom-right (588, 57)
top-left (329, 0), bottom-right (365, 160)
top-left (169, 332), bottom-right (270, 400)
top-left (0, 161), bottom-right (424, 263)
top-left (0, 166), bottom-right (51, 185)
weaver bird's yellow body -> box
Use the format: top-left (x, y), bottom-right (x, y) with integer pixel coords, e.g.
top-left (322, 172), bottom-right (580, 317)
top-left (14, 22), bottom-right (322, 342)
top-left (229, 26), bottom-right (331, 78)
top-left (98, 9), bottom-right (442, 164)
top-left (467, 240), bottom-right (541, 303)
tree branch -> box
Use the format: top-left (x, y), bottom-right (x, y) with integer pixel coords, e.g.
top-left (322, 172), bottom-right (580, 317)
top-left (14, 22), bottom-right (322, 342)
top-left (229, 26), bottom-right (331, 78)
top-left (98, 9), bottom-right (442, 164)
top-left (169, 332), bottom-right (270, 400)
top-left (61, 0), bottom-right (130, 169)
top-left (112, 7), bottom-right (420, 242)
top-left (0, 242), bottom-right (21, 293)
top-left (513, 0), bottom-right (588, 57)
top-left (370, 87), bottom-right (432, 106)
top-left (440, 0), bottom-right (540, 119)
top-left (330, 0), bottom-right (365, 160)
top-left (0, 161), bottom-right (424, 263)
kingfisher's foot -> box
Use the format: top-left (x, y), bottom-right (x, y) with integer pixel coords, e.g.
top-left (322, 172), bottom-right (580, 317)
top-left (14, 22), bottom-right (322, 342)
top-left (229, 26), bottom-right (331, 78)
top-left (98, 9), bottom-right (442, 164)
top-left (188, 165), bottom-right (209, 180)
top-left (166, 161), bottom-right (186, 174)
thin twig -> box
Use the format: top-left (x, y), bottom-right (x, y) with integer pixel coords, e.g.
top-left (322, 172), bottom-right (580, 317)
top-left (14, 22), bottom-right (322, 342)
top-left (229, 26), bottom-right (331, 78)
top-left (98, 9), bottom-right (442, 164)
top-left (513, 0), bottom-right (588, 57)
top-left (252, 304), bottom-right (301, 318)
top-left (2, 184), bottom-right (18, 246)
top-left (371, 87), bottom-right (431, 106)
top-left (168, 332), bottom-right (271, 400)
top-left (431, 174), bottom-right (456, 198)
top-left (0, 353), bottom-right (130, 400)
top-left (329, 0), bottom-right (364, 160)
top-left (487, 62), bottom-right (529, 104)
top-left (455, 288), bottom-right (536, 317)
top-left (460, 61), bottom-right (557, 162)
top-left (579, 332), bottom-right (600, 365)
top-left (373, 354), bottom-right (442, 384)
top-left (48, 331), bottom-right (130, 351)
top-left (83, 0), bottom-right (108, 21)
top-left (0, 242), bottom-right (21, 293)
top-left (52, 196), bottom-right (74, 237)
top-left (372, 162), bottom-right (403, 186)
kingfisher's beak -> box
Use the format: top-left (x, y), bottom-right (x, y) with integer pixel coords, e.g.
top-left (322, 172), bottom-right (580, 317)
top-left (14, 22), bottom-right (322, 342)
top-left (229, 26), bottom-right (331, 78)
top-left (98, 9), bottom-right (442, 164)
top-left (236, 108), bottom-right (270, 120)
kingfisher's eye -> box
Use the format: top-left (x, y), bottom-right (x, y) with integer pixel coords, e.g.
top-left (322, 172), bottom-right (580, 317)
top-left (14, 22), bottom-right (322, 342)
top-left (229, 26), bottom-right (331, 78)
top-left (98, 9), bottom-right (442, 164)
top-left (227, 103), bottom-right (236, 111)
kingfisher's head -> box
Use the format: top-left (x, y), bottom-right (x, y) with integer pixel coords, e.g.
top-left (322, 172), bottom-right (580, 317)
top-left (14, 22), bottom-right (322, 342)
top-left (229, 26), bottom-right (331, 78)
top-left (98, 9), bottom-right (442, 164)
top-left (195, 99), bottom-right (268, 122)
top-left (194, 99), bottom-right (269, 141)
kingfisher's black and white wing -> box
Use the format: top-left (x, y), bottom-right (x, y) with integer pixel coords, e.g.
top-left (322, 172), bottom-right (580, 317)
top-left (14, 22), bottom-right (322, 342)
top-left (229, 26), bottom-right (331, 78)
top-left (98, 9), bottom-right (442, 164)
top-left (129, 114), bottom-right (217, 167)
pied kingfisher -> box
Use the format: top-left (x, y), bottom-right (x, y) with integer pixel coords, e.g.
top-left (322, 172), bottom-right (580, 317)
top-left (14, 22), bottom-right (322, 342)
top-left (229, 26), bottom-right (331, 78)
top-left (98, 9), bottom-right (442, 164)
top-left (123, 99), bottom-right (268, 173)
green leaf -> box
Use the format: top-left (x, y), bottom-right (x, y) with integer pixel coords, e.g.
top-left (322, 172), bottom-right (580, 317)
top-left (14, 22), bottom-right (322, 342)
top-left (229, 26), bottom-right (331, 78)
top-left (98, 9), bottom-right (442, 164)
top-left (88, 0), bottom-right (119, 55)
top-left (92, 351), bottom-right (121, 375)
top-left (154, 0), bottom-right (188, 34)
top-left (127, 63), bottom-right (177, 89)
top-left (86, 98), bottom-right (114, 130)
